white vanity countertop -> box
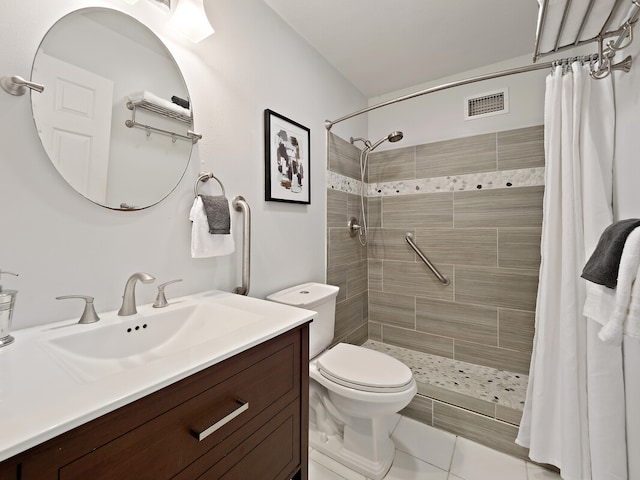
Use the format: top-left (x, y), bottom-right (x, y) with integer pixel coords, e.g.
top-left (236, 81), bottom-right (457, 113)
top-left (0, 290), bottom-right (315, 462)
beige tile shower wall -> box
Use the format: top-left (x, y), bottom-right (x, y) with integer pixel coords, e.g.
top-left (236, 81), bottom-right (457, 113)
top-left (367, 125), bottom-right (544, 375)
top-left (326, 127), bottom-right (543, 459)
top-left (327, 134), bottom-right (369, 345)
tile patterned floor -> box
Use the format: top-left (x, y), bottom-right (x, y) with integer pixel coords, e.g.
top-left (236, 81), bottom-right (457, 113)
top-left (309, 416), bottom-right (561, 480)
top-left (363, 340), bottom-right (527, 411)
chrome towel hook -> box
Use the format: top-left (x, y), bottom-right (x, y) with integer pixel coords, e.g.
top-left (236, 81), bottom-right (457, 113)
top-left (1, 75), bottom-right (44, 96)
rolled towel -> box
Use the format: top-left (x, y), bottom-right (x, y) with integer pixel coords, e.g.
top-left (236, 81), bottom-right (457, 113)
top-left (199, 194), bottom-right (231, 234)
top-left (581, 218), bottom-right (640, 288)
top-left (171, 95), bottom-right (189, 109)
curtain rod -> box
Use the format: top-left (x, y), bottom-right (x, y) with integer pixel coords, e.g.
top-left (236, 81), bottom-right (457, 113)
top-left (325, 61), bottom-right (554, 130)
top-left (324, 55), bottom-right (629, 130)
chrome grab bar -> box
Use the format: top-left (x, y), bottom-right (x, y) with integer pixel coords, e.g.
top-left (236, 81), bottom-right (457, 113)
top-left (404, 233), bottom-right (450, 286)
top-left (232, 196), bottom-right (251, 296)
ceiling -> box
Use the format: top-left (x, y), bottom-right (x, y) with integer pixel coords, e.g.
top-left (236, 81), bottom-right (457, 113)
top-left (264, 0), bottom-right (541, 98)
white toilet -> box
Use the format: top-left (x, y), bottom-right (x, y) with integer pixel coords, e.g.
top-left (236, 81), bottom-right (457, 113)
top-left (267, 283), bottom-right (417, 480)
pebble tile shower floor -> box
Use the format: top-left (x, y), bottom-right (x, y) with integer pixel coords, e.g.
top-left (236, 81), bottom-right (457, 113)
top-left (363, 340), bottom-right (528, 412)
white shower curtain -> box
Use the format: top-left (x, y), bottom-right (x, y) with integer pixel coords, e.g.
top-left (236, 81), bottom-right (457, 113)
top-left (516, 62), bottom-right (621, 479)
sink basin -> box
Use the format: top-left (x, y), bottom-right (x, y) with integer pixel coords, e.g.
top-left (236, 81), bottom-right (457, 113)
top-left (0, 289), bottom-right (315, 463)
top-left (41, 299), bottom-right (264, 382)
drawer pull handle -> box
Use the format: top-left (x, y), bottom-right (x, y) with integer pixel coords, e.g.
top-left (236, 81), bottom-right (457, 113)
top-left (194, 399), bottom-right (249, 441)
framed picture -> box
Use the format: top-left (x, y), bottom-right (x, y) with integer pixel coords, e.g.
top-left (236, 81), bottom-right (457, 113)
top-left (264, 109), bottom-right (310, 204)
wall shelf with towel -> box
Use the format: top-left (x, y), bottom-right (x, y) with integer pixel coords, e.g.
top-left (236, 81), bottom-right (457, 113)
top-left (125, 95), bottom-right (202, 144)
top-left (534, 0), bottom-right (640, 78)
top-left (127, 98), bottom-right (192, 124)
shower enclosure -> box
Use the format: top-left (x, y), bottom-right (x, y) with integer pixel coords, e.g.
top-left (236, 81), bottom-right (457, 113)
top-left (326, 126), bottom-right (545, 459)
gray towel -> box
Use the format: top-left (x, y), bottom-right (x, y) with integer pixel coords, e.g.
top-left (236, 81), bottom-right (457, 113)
top-left (581, 218), bottom-right (640, 288)
top-left (199, 195), bottom-right (231, 234)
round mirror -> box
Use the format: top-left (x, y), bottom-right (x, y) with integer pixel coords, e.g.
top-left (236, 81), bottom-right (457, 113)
top-left (30, 8), bottom-right (194, 210)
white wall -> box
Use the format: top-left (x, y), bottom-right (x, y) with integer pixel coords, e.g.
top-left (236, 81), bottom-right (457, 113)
top-left (0, 0), bottom-right (366, 329)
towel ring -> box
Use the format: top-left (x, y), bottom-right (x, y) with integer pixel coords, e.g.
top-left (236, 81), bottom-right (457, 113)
top-left (194, 172), bottom-right (226, 198)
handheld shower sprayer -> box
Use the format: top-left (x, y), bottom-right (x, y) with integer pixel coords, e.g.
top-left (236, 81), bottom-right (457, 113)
top-left (348, 131), bottom-right (404, 245)
top-left (350, 131), bottom-right (403, 152)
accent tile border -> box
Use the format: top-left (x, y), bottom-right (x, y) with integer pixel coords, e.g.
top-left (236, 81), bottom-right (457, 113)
top-left (327, 167), bottom-right (545, 197)
top-left (327, 170), bottom-right (363, 195)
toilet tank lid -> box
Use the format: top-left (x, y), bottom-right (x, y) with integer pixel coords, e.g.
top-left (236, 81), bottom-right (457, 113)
top-left (266, 282), bottom-right (339, 308)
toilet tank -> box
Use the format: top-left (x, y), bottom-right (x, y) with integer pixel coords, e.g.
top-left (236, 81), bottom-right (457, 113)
top-left (267, 283), bottom-right (339, 359)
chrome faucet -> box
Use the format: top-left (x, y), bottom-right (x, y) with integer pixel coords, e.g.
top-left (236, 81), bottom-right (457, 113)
top-left (118, 272), bottom-right (155, 316)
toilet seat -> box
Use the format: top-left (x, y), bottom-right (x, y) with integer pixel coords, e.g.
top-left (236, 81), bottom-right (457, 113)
top-left (316, 343), bottom-right (414, 393)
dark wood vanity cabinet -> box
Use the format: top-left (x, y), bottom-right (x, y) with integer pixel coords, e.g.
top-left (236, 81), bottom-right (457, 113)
top-left (0, 324), bottom-right (309, 480)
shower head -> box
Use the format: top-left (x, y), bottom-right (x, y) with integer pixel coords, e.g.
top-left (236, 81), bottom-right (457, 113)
top-left (369, 130), bottom-right (404, 151)
top-left (388, 131), bottom-right (403, 143)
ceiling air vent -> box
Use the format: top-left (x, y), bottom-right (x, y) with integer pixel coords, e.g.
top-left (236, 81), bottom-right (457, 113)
top-left (464, 88), bottom-right (509, 120)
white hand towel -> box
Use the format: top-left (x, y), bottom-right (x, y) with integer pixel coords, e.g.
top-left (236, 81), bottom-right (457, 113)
top-left (189, 197), bottom-right (234, 258)
top-left (597, 227), bottom-right (640, 344)
top-left (584, 281), bottom-right (616, 325)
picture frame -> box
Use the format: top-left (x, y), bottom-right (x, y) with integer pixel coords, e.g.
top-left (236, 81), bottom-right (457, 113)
top-left (264, 109), bottom-right (311, 204)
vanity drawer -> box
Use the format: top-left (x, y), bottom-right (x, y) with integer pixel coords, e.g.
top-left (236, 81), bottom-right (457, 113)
top-left (58, 343), bottom-right (298, 479)
top-left (8, 324), bottom-right (309, 480)
top-left (175, 399), bottom-right (301, 480)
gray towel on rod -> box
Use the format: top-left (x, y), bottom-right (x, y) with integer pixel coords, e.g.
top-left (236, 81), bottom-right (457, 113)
top-left (199, 194), bottom-right (231, 234)
top-left (581, 218), bottom-right (640, 288)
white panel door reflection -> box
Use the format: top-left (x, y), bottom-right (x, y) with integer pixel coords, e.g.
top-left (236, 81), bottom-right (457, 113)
top-left (32, 53), bottom-right (113, 203)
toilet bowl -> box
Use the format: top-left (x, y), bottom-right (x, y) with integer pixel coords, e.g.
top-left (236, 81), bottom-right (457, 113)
top-left (267, 283), bottom-right (417, 480)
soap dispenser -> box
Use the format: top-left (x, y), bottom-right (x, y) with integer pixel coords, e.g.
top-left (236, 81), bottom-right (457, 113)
top-left (0, 270), bottom-right (18, 348)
